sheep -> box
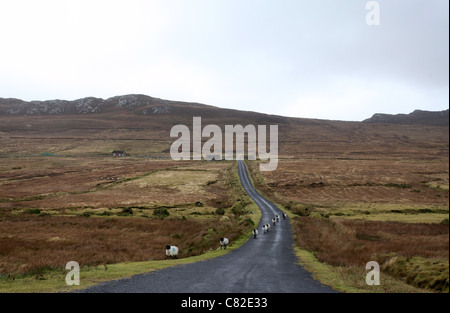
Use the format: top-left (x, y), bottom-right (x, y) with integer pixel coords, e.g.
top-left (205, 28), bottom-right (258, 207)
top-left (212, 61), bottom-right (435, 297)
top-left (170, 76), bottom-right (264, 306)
top-left (275, 214), bottom-right (280, 222)
top-left (272, 217), bottom-right (276, 225)
top-left (283, 213), bottom-right (288, 219)
top-left (220, 237), bottom-right (229, 249)
top-left (252, 229), bottom-right (259, 238)
top-left (165, 245), bottom-right (179, 259)
top-left (262, 224), bottom-right (268, 233)
top-left (266, 223), bottom-right (271, 232)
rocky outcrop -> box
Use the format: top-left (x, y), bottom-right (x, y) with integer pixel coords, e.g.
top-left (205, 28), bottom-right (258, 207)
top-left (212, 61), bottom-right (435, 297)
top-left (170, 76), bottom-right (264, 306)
top-left (363, 109), bottom-right (449, 126)
top-left (0, 94), bottom-right (171, 116)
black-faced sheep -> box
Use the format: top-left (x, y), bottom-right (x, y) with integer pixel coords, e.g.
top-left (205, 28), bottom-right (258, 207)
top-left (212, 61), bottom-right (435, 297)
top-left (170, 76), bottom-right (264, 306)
top-left (252, 229), bottom-right (259, 238)
top-left (165, 245), bottom-right (179, 259)
top-left (283, 213), bottom-right (287, 219)
top-left (276, 214), bottom-right (280, 222)
top-left (220, 237), bottom-right (229, 249)
top-left (272, 217), bottom-right (276, 225)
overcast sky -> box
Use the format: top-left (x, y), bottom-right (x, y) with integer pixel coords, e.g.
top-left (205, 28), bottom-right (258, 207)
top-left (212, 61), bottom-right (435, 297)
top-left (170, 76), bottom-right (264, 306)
top-left (0, 0), bottom-right (448, 121)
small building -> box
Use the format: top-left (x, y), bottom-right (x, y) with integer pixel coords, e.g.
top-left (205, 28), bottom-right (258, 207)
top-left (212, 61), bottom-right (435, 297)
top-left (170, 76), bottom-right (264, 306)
top-left (112, 150), bottom-right (126, 157)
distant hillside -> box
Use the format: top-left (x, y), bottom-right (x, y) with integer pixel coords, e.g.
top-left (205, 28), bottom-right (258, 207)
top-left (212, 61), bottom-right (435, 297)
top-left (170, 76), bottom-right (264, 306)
top-left (0, 95), bottom-right (175, 116)
top-left (0, 94), bottom-right (448, 159)
top-left (0, 94), bottom-right (292, 125)
top-left (363, 109), bottom-right (449, 126)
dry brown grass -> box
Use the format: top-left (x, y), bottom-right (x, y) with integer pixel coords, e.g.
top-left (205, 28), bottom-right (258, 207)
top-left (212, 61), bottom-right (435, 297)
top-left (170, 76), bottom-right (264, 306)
top-left (0, 213), bottom-right (250, 276)
top-left (256, 158), bottom-right (449, 207)
top-left (0, 157), bottom-right (233, 211)
top-left (0, 157), bottom-right (188, 201)
top-left (0, 156), bottom-right (253, 277)
top-left (0, 106), bottom-right (448, 291)
top-left (294, 217), bottom-right (449, 267)
top-left (292, 216), bottom-right (449, 292)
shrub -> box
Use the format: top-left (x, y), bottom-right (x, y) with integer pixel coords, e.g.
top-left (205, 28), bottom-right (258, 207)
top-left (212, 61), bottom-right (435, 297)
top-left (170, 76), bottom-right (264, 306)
top-left (385, 183), bottom-right (412, 189)
top-left (153, 208), bottom-right (169, 218)
top-left (215, 208), bottom-right (225, 216)
top-left (26, 209), bottom-right (41, 214)
top-left (241, 218), bottom-right (254, 227)
top-left (121, 207), bottom-right (133, 215)
top-left (231, 203), bottom-right (246, 216)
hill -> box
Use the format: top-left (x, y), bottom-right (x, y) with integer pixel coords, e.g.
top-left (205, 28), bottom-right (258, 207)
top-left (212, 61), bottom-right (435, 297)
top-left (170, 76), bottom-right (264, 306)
top-left (363, 109), bottom-right (449, 126)
top-left (0, 94), bottom-right (448, 160)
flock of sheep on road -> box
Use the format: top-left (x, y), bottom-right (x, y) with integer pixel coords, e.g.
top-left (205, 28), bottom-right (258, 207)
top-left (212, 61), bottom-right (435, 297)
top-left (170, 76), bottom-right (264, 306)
top-left (259, 213), bottom-right (287, 237)
top-left (165, 212), bottom-right (288, 259)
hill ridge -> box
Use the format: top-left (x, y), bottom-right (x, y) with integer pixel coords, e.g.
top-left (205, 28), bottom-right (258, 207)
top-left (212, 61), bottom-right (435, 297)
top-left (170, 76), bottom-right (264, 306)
top-left (1, 94), bottom-right (448, 126)
top-left (363, 109), bottom-right (449, 126)
top-left (0, 94), bottom-right (181, 116)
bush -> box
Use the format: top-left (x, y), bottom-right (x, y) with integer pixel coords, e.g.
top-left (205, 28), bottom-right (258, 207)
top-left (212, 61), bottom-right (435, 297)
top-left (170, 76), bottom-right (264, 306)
top-left (231, 203), bottom-right (246, 216)
top-left (215, 208), bottom-right (225, 216)
top-left (26, 209), bottom-right (41, 214)
top-left (153, 208), bottom-right (170, 218)
top-left (385, 183), bottom-right (412, 189)
top-left (241, 218), bottom-right (254, 227)
top-left (121, 207), bottom-right (133, 215)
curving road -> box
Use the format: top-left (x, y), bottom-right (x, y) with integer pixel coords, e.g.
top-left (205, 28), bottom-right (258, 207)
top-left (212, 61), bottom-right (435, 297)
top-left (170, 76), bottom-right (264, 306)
top-left (81, 161), bottom-right (336, 293)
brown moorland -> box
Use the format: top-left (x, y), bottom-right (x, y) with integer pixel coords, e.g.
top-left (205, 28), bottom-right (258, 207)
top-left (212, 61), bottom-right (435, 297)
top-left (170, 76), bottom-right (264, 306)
top-left (0, 95), bottom-right (448, 292)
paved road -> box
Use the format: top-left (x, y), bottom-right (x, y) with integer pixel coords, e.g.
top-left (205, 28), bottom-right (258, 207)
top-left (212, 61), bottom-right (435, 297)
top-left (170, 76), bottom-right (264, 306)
top-left (81, 161), bottom-right (336, 293)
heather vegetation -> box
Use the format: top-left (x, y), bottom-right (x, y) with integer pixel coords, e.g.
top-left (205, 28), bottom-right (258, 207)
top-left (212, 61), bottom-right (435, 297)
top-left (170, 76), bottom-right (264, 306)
top-left (0, 99), bottom-right (447, 292)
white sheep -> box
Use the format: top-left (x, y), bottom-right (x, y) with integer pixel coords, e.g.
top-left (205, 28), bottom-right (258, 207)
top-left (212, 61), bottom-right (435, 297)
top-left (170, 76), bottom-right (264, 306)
top-left (165, 245), bottom-right (179, 259)
top-left (220, 237), bottom-right (229, 249)
top-left (252, 229), bottom-right (259, 238)
top-left (262, 224), bottom-right (268, 233)
top-left (283, 213), bottom-right (287, 219)
top-left (272, 217), bottom-right (276, 225)
top-left (276, 214), bottom-right (280, 222)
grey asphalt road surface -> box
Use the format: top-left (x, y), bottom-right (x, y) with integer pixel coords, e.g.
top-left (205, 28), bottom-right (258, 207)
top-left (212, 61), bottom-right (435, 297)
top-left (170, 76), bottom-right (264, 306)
top-left (81, 161), bottom-right (336, 293)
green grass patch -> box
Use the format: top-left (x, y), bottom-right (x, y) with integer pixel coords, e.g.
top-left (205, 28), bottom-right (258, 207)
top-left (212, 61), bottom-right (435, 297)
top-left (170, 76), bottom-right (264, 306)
top-left (426, 182), bottom-right (449, 191)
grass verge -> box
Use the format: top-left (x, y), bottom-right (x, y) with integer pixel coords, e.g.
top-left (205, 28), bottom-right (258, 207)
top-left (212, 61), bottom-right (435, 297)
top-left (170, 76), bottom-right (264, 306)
top-left (294, 248), bottom-right (428, 293)
top-left (0, 232), bottom-right (251, 293)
